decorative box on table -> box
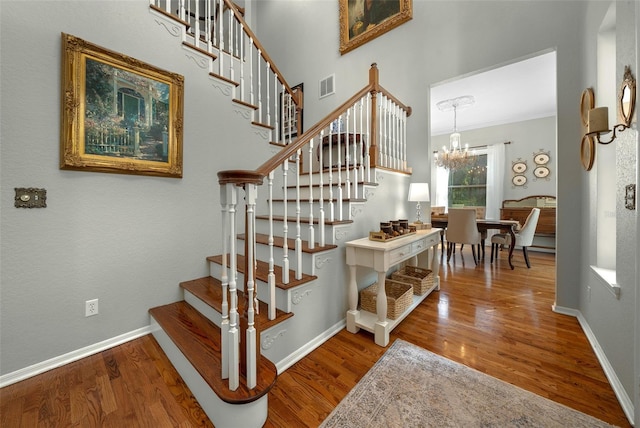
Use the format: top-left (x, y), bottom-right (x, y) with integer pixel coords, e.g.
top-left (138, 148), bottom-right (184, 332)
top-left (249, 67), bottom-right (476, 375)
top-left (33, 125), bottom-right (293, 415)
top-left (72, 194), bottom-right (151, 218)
top-left (359, 279), bottom-right (413, 320)
top-left (391, 266), bottom-right (434, 296)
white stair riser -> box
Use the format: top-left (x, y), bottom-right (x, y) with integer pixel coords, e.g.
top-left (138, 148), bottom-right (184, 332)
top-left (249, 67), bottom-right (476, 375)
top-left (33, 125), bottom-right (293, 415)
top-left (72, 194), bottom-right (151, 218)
top-left (150, 316), bottom-right (269, 428)
top-left (236, 242), bottom-right (316, 273)
top-left (208, 262), bottom-right (292, 313)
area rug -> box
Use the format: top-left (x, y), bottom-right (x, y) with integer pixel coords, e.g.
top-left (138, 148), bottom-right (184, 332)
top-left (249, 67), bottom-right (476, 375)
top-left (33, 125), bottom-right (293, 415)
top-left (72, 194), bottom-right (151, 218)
top-left (320, 339), bottom-right (616, 427)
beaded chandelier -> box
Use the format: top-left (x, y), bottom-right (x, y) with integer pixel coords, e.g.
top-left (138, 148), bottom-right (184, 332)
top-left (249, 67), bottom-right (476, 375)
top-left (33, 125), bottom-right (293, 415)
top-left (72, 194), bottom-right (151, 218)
top-left (435, 96), bottom-right (475, 170)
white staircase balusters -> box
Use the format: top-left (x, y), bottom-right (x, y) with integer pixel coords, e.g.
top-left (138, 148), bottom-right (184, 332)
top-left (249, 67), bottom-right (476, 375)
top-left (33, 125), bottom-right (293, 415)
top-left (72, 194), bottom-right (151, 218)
top-left (257, 50), bottom-right (262, 122)
top-left (227, 2), bottom-right (233, 81)
top-left (225, 183), bottom-right (240, 391)
top-left (244, 183), bottom-right (258, 389)
top-left (267, 171), bottom-right (276, 320)
top-left (273, 74), bottom-right (279, 144)
top-left (239, 19), bottom-right (245, 102)
top-left (327, 125), bottom-right (335, 223)
top-left (281, 160), bottom-right (289, 284)
top-left (295, 149), bottom-right (302, 281)
top-left (265, 62), bottom-right (271, 133)
top-left (318, 130), bottom-right (326, 247)
top-left (365, 92), bottom-right (372, 183)
top-left (345, 109), bottom-right (352, 200)
top-left (337, 114), bottom-right (344, 221)
top-left (307, 138), bottom-right (315, 250)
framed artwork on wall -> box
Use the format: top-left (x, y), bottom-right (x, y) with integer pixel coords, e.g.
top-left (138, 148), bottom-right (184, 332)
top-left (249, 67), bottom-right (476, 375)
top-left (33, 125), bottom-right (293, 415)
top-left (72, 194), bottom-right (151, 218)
top-left (60, 33), bottom-right (184, 178)
top-left (339, 0), bottom-right (412, 55)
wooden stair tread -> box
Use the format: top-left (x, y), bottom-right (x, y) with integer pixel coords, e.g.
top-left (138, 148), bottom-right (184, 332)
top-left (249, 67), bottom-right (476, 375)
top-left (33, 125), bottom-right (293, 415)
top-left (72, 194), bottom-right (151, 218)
top-left (238, 233), bottom-right (337, 254)
top-left (255, 215), bottom-right (353, 226)
top-left (149, 301), bottom-right (276, 404)
top-left (207, 254), bottom-right (317, 290)
top-left (180, 276), bottom-right (294, 330)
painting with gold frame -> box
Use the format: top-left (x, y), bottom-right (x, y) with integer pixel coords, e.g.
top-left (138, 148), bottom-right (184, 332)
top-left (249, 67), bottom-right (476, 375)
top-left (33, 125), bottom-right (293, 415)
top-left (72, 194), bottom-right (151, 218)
top-left (60, 33), bottom-right (184, 178)
top-left (339, 0), bottom-right (412, 55)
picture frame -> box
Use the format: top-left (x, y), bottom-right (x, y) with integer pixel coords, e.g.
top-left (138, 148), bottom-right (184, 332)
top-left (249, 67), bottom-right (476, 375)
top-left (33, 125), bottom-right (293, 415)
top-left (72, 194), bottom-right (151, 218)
top-left (339, 0), bottom-right (412, 55)
top-left (280, 83), bottom-right (303, 143)
top-left (60, 33), bottom-right (184, 178)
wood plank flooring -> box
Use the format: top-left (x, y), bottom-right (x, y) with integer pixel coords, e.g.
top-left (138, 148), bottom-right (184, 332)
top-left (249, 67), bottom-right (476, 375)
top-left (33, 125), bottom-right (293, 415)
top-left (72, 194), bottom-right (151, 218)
top-left (0, 251), bottom-right (631, 427)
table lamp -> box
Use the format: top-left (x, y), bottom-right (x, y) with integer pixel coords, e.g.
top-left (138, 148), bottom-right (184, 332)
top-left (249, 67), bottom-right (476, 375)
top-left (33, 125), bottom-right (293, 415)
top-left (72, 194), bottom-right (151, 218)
top-left (408, 183), bottom-right (430, 224)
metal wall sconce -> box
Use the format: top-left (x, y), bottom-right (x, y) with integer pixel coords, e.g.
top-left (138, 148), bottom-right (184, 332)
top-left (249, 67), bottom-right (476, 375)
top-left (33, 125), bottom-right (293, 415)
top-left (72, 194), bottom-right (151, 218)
top-left (586, 65), bottom-right (636, 145)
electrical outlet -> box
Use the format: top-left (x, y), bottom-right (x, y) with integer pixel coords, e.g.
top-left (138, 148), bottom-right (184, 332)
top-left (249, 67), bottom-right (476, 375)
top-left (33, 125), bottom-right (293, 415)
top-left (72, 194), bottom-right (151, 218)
top-left (85, 299), bottom-right (99, 317)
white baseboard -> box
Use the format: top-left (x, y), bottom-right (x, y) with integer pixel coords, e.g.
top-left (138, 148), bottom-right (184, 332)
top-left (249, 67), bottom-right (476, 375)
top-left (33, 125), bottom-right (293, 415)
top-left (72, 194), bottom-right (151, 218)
top-left (552, 305), bottom-right (635, 425)
top-left (274, 319), bottom-right (346, 374)
top-left (0, 326), bottom-right (152, 388)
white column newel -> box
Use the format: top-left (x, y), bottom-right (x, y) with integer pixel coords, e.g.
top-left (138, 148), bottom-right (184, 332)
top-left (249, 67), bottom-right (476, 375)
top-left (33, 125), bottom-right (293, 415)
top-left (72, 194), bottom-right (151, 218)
top-left (219, 182), bottom-right (230, 379)
top-left (244, 183), bottom-right (258, 389)
top-left (226, 183), bottom-right (240, 391)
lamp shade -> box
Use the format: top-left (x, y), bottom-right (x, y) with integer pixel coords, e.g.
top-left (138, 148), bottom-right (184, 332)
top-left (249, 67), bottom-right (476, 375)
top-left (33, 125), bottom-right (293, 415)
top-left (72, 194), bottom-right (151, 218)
top-left (408, 183), bottom-right (430, 202)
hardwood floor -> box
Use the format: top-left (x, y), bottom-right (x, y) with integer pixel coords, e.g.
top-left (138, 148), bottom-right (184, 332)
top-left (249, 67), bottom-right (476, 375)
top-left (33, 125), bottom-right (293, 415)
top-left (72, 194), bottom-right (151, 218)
top-left (0, 251), bottom-right (631, 427)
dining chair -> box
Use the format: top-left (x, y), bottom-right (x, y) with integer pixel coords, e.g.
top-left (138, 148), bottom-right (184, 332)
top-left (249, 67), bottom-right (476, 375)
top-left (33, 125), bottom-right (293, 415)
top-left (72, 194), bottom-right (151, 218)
top-left (490, 207), bottom-right (540, 268)
top-left (445, 208), bottom-right (483, 265)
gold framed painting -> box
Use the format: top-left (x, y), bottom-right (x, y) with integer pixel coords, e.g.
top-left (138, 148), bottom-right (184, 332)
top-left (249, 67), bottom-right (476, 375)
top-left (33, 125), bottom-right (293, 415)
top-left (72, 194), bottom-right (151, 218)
top-left (339, 0), bottom-right (412, 55)
top-left (60, 33), bottom-right (184, 178)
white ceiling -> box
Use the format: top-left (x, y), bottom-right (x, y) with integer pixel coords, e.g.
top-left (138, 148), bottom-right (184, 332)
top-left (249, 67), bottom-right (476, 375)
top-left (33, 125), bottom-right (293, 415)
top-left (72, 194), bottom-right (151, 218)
top-left (430, 51), bottom-right (557, 136)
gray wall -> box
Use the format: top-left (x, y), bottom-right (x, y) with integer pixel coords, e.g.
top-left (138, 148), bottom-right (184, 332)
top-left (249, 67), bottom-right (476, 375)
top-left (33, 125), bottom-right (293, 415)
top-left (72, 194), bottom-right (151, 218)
top-left (0, 0), bottom-right (270, 375)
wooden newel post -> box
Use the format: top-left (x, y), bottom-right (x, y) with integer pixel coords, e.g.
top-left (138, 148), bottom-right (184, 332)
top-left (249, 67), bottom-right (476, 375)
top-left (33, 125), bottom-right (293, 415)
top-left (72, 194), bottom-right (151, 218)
top-left (369, 63), bottom-right (380, 168)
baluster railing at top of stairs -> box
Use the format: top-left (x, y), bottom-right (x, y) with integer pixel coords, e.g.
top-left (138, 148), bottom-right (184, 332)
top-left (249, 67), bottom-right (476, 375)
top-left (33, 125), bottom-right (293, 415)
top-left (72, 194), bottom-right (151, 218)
top-left (217, 63), bottom-right (411, 391)
top-left (149, 0), bottom-right (303, 146)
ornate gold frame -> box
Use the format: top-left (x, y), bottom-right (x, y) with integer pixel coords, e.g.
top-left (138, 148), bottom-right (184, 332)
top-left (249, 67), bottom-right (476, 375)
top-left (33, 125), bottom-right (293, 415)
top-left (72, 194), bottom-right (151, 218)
top-left (339, 0), bottom-right (412, 55)
top-left (60, 33), bottom-right (184, 178)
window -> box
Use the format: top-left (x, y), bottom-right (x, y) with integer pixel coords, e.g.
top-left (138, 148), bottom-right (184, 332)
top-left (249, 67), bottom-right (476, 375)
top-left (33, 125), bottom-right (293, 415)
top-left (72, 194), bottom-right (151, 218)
top-left (447, 154), bottom-right (487, 207)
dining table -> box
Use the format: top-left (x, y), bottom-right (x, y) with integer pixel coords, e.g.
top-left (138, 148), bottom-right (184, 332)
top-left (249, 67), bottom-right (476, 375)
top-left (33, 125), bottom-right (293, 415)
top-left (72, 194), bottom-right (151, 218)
top-left (430, 216), bottom-right (521, 269)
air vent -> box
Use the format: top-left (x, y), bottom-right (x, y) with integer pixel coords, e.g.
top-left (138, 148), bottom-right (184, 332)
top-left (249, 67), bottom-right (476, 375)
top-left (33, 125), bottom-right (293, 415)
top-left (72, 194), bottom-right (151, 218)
top-left (319, 74), bottom-right (335, 99)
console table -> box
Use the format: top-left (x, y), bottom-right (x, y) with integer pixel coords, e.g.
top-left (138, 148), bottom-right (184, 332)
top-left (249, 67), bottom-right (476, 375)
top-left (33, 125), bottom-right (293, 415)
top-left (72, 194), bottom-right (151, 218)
top-left (345, 229), bottom-right (441, 346)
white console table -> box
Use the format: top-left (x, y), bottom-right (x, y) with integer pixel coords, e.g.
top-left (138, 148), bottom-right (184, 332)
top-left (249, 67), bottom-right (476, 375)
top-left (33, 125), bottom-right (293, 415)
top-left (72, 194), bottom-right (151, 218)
top-left (345, 229), bottom-right (441, 346)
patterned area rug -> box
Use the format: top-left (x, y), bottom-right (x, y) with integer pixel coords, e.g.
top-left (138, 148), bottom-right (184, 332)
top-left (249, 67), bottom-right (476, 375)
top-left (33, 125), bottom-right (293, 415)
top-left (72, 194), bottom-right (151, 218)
top-left (320, 339), bottom-right (616, 427)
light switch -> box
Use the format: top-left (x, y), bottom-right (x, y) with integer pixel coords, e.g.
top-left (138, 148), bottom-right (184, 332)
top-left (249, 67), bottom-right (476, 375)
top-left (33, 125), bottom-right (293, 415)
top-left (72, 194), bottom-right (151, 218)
top-left (14, 188), bottom-right (46, 208)
top-left (625, 184), bottom-right (636, 210)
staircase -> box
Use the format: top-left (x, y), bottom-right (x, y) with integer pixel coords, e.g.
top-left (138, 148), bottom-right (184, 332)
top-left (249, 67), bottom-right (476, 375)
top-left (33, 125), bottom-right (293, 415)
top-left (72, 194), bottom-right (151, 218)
top-left (147, 1), bottom-right (413, 426)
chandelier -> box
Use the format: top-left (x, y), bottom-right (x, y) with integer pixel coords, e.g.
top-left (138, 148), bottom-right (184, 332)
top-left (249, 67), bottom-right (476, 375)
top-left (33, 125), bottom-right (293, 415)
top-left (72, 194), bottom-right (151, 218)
top-left (435, 95), bottom-right (475, 170)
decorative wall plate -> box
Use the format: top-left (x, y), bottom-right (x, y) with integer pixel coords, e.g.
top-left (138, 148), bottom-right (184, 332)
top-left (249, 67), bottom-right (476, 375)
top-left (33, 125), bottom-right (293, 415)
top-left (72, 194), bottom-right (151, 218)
top-left (512, 161), bottom-right (527, 174)
top-left (512, 175), bottom-right (527, 186)
top-left (533, 166), bottom-right (550, 179)
top-left (580, 87), bottom-right (595, 129)
top-left (580, 134), bottom-right (595, 171)
top-left (533, 152), bottom-right (550, 165)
